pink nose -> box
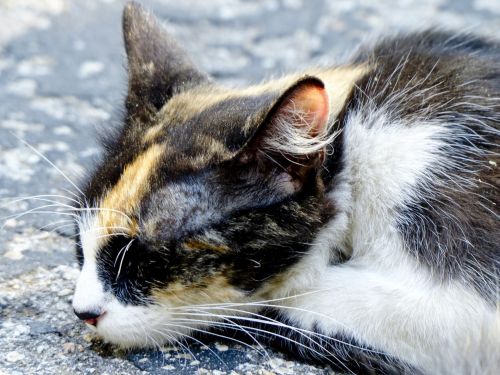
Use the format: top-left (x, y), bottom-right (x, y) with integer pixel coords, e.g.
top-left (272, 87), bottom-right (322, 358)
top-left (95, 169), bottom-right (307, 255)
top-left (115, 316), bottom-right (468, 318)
top-left (73, 309), bottom-right (103, 326)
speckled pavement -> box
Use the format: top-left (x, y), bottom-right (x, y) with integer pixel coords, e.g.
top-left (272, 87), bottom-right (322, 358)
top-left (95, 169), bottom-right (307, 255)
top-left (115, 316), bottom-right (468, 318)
top-left (1, 1), bottom-right (499, 374)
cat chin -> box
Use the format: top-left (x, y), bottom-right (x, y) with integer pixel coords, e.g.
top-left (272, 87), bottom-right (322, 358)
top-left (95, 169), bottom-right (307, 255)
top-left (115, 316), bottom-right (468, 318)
top-left (91, 300), bottom-right (190, 349)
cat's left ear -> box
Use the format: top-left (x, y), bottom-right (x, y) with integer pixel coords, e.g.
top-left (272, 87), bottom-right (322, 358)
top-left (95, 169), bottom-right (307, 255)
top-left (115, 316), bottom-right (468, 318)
top-left (237, 77), bottom-right (331, 191)
top-left (122, 2), bottom-right (209, 117)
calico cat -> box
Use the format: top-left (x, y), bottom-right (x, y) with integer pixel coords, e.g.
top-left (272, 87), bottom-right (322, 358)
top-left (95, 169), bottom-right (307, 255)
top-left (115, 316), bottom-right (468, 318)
top-left (71, 2), bottom-right (500, 374)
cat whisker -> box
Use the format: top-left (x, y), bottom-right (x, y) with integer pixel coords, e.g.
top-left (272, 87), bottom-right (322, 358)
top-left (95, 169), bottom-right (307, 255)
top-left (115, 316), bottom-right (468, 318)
top-left (1, 207), bottom-right (80, 230)
top-left (80, 225), bottom-right (131, 233)
top-left (115, 239), bottom-right (135, 280)
top-left (165, 287), bottom-right (333, 311)
top-left (1, 197), bottom-right (133, 234)
top-left (76, 207), bottom-right (133, 223)
top-left (149, 326), bottom-right (199, 366)
top-left (92, 232), bottom-right (130, 241)
top-left (158, 320), bottom-right (269, 360)
top-left (153, 324), bottom-right (228, 368)
top-left (1, 203), bottom-right (78, 221)
top-left (37, 219), bottom-right (75, 231)
top-left (175, 306), bottom-right (385, 356)
top-left (11, 133), bottom-right (86, 198)
top-left (40, 222), bottom-right (78, 234)
top-left (167, 316), bottom-right (273, 362)
top-left (62, 187), bottom-right (82, 201)
top-left (175, 310), bottom-right (339, 358)
top-left (171, 296), bottom-right (356, 333)
top-left (62, 227), bottom-right (131, 241)
top-left (187, 310), bottom-right (273, 361)
top-left (0, 193), bottom-right (81, 207)
top-left (169, 314), bottom-right (351, 373)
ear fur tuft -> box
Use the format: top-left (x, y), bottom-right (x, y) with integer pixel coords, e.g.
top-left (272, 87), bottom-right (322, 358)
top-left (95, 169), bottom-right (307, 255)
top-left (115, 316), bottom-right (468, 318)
top-left (235, 77), bottom-right (335, 194)
top-left (262, 78), bottom-right (333, 158)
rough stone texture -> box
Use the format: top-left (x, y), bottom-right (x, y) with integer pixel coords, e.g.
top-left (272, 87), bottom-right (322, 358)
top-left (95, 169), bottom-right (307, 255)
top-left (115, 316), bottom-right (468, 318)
top-left (1, 0), bottom-right (499, 374)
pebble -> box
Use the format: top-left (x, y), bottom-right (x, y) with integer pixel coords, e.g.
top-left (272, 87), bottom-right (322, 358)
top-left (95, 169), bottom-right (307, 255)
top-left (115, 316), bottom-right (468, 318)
top-left (5, 351), bottom-right (25, 362)
top-left (215, 343), bottom-right (229, 351)
top-left (63, 342), bottom-right (77, 354)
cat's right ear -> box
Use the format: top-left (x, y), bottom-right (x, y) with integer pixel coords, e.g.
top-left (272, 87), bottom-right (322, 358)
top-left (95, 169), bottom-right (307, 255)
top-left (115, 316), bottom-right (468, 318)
top-left (122, 2), bottom-right (209, 118)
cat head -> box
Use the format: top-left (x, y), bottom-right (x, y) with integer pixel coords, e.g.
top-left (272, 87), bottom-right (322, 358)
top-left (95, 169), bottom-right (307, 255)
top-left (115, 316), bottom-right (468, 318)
top-left (71, 1), bottom-right (336, 347)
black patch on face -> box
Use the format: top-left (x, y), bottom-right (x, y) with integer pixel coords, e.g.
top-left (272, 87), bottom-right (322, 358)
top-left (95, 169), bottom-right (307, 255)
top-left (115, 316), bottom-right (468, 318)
top-left (95, 235), bottom-right (225, 305)
top-left (91, 172), bottom-right (331, 306)
top-left (75, 231), bottom-right (84, 269)
top-left (96, 236), bottom-right (157, 305)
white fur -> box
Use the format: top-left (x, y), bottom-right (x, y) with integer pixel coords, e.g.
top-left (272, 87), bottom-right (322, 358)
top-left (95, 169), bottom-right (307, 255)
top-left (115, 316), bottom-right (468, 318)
top-left (73, 216), bottom-right (106, 314)
top-left (270, 108), bottom-right (500, 374)
top-left (264, 106), bottom-right (340, 157)
top-left (72, 260), bottom-right (106, 315)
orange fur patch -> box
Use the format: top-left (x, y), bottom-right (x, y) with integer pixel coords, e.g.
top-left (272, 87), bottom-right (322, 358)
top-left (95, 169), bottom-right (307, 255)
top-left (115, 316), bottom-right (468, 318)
top-left (98, 143), bottom-right (165, 238)
top-left (143, 123), bottom-right (165, 144)
top-left (152, 274), bottom-right (245, 308)
top-left (183, 239), bottom-right (230, 253)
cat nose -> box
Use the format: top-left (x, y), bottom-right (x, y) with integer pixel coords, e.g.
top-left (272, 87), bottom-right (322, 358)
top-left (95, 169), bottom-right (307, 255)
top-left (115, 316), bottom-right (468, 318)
top-left (73, 308), bottom-right (103, 326)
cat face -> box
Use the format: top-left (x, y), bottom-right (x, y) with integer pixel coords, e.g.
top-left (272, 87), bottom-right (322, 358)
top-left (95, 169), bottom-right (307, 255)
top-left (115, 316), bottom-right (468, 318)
top-left (71, 2), bottom-right (334, 347)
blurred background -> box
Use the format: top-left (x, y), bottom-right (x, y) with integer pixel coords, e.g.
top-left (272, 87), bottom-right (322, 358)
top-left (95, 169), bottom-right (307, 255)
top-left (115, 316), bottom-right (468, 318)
top-left (1, 1), bottom-right (499, 374)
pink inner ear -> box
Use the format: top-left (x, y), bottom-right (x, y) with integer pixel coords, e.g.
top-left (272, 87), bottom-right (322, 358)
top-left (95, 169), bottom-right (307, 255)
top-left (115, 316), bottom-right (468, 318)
top-left (284, 82), bottom-right (330, 136)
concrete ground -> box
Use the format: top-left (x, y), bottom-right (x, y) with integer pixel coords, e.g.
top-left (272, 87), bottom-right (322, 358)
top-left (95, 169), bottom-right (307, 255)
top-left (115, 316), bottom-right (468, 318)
top-left (1, 0), bottom-right (499, 374)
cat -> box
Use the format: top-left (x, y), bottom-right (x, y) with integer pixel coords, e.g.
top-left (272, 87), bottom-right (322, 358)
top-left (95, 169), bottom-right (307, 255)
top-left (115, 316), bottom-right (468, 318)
top-left (71, 2), bottom-right (499, 374)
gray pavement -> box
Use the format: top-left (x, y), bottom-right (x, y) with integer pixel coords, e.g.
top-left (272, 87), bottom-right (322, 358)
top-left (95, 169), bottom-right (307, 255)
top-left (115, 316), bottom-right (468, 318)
top-left (1, 0), bottom-right (499, 374)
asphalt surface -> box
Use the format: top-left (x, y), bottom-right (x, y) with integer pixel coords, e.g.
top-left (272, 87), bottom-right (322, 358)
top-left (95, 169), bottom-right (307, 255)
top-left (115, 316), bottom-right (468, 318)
top-left (1, 0), bottom-right (500, 374)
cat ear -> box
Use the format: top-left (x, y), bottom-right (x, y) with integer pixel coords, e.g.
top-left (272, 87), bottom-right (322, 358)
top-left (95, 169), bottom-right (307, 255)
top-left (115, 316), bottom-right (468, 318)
top-left (238, 77), bottom-right (331, 191)
top-left (122, 2), bottom-right (209, 116)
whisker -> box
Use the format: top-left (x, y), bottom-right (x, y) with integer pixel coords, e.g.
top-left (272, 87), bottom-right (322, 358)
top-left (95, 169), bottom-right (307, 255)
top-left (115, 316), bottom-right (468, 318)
top-left (158, 321), bottom-right (267, 358)
top-left (62, 187), bottom-right (82, 201)
top-left (1, 208), bottom-right (79, 229)
top-left (169, 315), bottom-right (349, 372)
top-left (40, 222), bottom-right (77, 234)
top-left (171, 295), bottom-right (354, 332)
top-left (166, 317), bottom-right (271, 361)
top-left (150, 326), bottom-right (198, 365)
top-left (37, 219), bottom-right (75, 231)
top-left (12, 133), bottom-right (86, 198)
top-left (166, 288), bottom-right (333, 311)
top-left (151, 325), bottom-right (227, 368)
top-left (172, 311), bottom-right (341, 362)
top-left (115, 239), bottom-right (135, 280)
top-left (177, 307), bottom-right (384, 356)
top-left (0, 194), bottom-right (81, 207)
top-left (92, 232), bottom-right (130, 240)
top-left (1, 204), bottom-right (78, 221)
